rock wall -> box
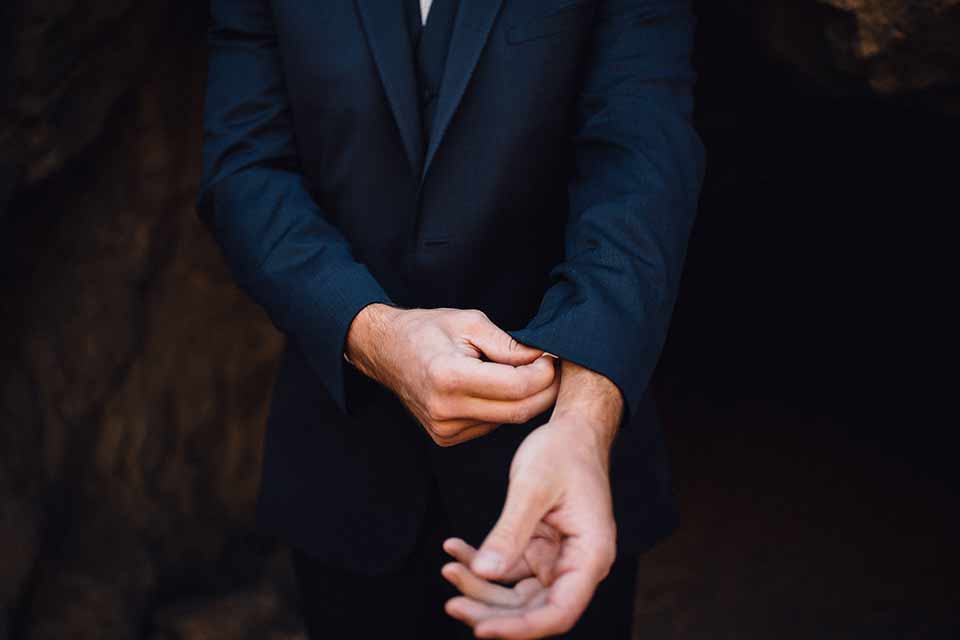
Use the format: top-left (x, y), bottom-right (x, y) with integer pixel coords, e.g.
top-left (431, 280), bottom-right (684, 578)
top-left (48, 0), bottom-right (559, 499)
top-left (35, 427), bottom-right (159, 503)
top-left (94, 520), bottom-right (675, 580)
top-left (732, 0), bottom-right (960, 105)
top-left (0, 1), bottom-right (957, 639)
top-left (0, 4), bottom-right (297, 638)
top-left (0, 1), bottom-right (196, 187)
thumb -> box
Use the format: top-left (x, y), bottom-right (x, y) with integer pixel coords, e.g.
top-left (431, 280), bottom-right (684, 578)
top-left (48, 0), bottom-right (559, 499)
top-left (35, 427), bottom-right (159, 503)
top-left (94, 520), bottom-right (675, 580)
top-left (469, 321), bottom-right (542, 366)
top-left (472, 480), bottom-right (551, 580)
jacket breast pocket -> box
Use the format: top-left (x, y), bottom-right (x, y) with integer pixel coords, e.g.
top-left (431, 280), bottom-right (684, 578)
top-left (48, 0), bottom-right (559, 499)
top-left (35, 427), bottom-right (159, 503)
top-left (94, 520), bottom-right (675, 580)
top-left (505, 2), bottom-right (593, 45)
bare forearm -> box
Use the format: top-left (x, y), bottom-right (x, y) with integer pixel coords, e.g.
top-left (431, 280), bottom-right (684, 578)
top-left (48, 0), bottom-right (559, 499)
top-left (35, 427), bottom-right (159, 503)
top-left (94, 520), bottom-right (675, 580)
top-left (550, 360), bottom-right (624, 462)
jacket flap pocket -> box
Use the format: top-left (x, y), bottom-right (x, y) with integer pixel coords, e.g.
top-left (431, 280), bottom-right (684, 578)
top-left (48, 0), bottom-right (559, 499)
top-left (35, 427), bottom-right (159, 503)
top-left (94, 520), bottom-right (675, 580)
top-left (506, 2), bottom-right (592, 44)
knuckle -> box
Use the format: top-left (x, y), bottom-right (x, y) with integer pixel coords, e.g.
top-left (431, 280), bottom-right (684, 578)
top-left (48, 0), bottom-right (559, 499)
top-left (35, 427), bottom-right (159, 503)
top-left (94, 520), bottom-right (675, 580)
top-left (463, 309), bottom-right (489, 329)
top-left (443, 365), bottom-right (463, 390)
top-left (426, 399), bottom-right (451, 422)
top-left (424, 358), bottom-right (448, 389)
top-left (426, 420), bottom-right (458, 440)
top-left (467, 309), bottom-right (489, 321)
top-left (426, 418), bottom-right (446, 434)
top-left (429, 432), bottom-right (456, 448)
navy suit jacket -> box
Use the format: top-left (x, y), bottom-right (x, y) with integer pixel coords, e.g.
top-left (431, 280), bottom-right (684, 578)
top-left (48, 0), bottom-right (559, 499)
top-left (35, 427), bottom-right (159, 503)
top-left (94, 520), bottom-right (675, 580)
top-left (197, 0), bottom-right (705, 574)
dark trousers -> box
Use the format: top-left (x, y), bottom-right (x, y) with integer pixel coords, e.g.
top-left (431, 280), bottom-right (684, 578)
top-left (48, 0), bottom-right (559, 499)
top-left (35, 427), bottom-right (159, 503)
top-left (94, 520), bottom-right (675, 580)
top-left (292, 482), bottom-right (639, 639)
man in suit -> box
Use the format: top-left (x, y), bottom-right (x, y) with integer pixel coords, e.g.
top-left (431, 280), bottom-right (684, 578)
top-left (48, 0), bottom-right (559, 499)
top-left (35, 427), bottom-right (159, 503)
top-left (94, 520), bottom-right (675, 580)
top-left (197, 0), bottom-right (704, 637)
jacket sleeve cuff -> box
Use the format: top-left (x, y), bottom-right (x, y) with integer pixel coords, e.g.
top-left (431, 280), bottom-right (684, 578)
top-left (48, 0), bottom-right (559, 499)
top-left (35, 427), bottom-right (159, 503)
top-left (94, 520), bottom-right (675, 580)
top-left (288, 264), bottom-right (393, 415)
top-left (508, 321), bottom-right (648, 430)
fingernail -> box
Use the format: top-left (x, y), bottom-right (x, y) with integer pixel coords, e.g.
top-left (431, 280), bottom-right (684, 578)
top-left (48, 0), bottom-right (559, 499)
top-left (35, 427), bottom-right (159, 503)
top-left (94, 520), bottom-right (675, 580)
top-left (473, 550), bottom-right (502, 575)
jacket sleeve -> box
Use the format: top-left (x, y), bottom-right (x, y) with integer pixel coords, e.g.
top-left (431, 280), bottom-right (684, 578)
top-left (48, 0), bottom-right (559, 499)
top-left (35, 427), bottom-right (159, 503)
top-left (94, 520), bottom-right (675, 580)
top-left (509, 0), bottom-right (706, 425)
top-left (196, 0), bottom-right (392, 414)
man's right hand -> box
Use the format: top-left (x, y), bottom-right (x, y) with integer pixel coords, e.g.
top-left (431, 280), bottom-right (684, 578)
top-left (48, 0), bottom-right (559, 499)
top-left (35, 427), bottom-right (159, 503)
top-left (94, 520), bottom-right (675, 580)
top-left (345, 304), bottom-right (559, 446)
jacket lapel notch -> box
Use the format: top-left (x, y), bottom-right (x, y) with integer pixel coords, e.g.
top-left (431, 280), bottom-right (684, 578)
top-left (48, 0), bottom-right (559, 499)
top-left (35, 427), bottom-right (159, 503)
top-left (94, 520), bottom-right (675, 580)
top-left (355, 0), bottom-right (424, 175)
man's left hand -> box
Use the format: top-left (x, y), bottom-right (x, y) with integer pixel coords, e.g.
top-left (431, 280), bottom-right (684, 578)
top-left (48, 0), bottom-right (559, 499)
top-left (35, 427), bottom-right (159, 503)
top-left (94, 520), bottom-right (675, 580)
top-left (441, 409), bottom-right (619, 638)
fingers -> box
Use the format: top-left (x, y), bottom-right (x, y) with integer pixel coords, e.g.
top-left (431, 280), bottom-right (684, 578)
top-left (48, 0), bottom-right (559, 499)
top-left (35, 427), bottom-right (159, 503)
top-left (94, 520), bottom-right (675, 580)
top-left (428, 420), bottom-right (498, 447)
top-left (475, 536), bottom-right (608, 638)
top-left (442, 563), bottom-right (524, 607)
top-left (444, 538), bottom-right (534, 583)
top-left (444, 571), bottom-right (597, 640)
top-left (452, 373), bottom-right (559, 424)
top-left (450, 355), bottom-right (556, 401)
top-left (472, 478), bottom-right (556, 581)
top-left (444, 578), bottom-right (547, 628)
top-left (473, 568), bottom-right (598, 639)
top-left (421, 356), bottom-right (557, 434)
top-left (443, 533), bottom-right (560, 585)
top-left (443, 538), bottom-right (478, 565)
top-left (444, 596), bottom-right (499, 627)
top-left (465, 314), bottom-right (543, 366)
top-left (442, 535), bottom-right (605, 638)
top-left (473, 603), bottom-right (576, 640)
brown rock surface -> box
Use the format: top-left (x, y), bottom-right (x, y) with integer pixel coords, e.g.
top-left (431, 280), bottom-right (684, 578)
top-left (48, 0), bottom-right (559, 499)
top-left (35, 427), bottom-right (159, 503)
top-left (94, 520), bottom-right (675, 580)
top-left (0, 7), bottom-right (292, 637)
top-left (149, 583), bottom-right (305, 640)
top-left (0, 1), bottom-right (957, 638)
top-left (730, 0), bottom-right (960, 98)
top-left (0, 1), bottom-right (205, 187)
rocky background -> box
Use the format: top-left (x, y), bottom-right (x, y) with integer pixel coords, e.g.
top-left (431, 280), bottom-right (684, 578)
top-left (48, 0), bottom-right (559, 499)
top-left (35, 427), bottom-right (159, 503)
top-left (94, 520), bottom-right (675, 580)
top-left (1, 1), bottom-right (958, 639)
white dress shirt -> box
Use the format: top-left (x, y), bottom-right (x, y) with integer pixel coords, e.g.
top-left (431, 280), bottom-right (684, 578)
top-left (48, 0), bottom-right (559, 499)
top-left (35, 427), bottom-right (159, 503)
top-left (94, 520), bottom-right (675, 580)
top-left (420, 0), bottom-right (433, 25)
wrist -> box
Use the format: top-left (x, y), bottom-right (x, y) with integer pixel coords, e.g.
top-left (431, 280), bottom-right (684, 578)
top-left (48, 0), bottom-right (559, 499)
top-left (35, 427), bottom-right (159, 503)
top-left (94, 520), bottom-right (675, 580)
top-left (549, 360), bottom-right (623, 456)
top-left (544, 416), bottom-right (615, 471)
top-left (345, 302), bottom-right (404, 381)
top-left (550, 399), bottom-right (621, 432)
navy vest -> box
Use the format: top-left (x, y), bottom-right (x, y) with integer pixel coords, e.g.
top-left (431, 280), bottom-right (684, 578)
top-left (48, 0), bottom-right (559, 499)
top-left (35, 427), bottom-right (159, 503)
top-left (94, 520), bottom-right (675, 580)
top-left (405, 0), bottom-right (460, 145)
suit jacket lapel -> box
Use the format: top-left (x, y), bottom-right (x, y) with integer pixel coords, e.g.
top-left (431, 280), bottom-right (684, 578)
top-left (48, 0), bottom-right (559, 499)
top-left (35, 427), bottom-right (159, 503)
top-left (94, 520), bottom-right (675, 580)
top-left (355, 0), bottom-right (424, 175)
top-left (422, 0), bottom-right (505, 183)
